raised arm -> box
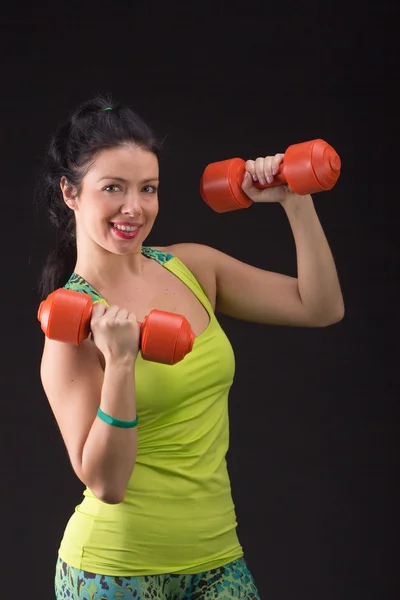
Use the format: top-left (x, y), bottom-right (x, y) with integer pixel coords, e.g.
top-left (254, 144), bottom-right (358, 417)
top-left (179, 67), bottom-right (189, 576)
top-left (168, 153), bottom-right (344, 328)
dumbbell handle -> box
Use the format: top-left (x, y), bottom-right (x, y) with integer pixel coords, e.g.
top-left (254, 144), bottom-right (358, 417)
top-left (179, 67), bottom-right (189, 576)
top-left (38, 288), bottom-right (195, 365)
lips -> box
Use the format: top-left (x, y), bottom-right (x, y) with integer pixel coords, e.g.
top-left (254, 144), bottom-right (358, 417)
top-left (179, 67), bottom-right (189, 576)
top-left (110, 222), bottom-right (142, 239)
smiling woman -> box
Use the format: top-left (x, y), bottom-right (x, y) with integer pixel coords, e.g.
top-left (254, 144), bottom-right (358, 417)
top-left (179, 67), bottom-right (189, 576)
top-left (38, 94), bottom-right (262, 600)
top-left (38, 97), bottom-right (163, 297)
top-left (37, 93), bottom-right (343, 600)
top-left (60, 145), bottom-right (160, 254)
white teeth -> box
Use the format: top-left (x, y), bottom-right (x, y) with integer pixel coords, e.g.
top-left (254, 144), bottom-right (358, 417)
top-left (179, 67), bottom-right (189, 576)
top-left (113, 224), bottom-right (139, 232)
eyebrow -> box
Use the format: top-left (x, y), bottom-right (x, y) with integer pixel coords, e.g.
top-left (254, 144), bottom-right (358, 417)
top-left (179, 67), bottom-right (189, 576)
top-left (97, 176), bottom-right (159, 183)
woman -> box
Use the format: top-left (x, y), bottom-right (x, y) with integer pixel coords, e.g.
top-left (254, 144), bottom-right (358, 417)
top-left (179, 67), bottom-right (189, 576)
top-left (39, 95), bottom-right (344, 599)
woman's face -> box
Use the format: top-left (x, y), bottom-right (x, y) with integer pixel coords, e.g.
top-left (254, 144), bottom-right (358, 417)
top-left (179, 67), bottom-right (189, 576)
top-left (64, 144), bottom-right (159, 255)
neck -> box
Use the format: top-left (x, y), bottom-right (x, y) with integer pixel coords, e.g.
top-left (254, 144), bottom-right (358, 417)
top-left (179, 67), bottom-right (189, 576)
top-left (74, 241), bottom-right (147, 292)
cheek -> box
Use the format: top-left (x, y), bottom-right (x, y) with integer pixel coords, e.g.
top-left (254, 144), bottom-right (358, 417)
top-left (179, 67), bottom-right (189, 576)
top-left (143, 199), bottom-right (159, 221)
top-left (81, 207), bottom-right (111, 234)
top-left (151, 198), bottom-right (159, 216)
top-left (94, 200), bottom-right (116, 221)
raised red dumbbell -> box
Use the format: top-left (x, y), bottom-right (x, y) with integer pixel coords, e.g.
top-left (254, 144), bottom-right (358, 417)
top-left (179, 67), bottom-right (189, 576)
top-left (200, 138), bottom-right (341, 213)
top-left (37, 288), bottom-right (195, 365)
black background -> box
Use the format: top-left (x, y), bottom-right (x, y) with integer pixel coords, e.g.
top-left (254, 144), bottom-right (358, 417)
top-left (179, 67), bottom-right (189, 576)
top-left (1, 2), bottom-right (397, 599)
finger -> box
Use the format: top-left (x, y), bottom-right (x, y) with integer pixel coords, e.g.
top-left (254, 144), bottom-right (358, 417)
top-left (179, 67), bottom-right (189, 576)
top-left (115, 307), bottom-right (130, 321)
top-left (244, 159), bottom-right (256, 181)
top-left (91, 302), bottom-right (108, 318)
top-left (272, 153), bottom-right (285, 176)
top-left (254, 157), bottom-right (267, 184)
top-left (91, 303), bottom-right (109, 328)
top-left (104, 305), bottom-right (122, 320)
top-left (241, 169), bottom-right (254, 192)
top-left (262, 156), bottom-right (274, 183)
top-left (128, 312), bottom-right (140, 330)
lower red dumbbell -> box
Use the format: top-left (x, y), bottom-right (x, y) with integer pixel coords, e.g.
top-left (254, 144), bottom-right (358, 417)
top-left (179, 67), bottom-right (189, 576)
top-left (200, 138), bottom-right (341, 213)
top-left (37, 288), bottom-right (195, 365)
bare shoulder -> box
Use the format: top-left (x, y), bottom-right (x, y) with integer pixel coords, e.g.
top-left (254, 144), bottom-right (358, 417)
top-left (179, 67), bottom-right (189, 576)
top-left (153, 242), bottom-right (216, 277)
top-left (152, 243), bottom-right (218, 308)
top-left (152, 242), bottom-right (214, 267)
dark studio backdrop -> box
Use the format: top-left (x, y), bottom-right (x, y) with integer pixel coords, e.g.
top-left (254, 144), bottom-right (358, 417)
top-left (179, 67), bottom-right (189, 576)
top-left (0, 2), bottom-right (397, 599)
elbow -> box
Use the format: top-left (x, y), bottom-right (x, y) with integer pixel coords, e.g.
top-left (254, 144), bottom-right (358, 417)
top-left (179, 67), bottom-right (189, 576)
top-left (330, 300), bottom-right (345, 325)
top-left (98, 487), bottom-right (126, 504)
top-left (98, 488), bottom-right (126, 505)
top-left (87, 481), bottom-right (126, 505)
top-left (318, 303), bottom-right (345, 327)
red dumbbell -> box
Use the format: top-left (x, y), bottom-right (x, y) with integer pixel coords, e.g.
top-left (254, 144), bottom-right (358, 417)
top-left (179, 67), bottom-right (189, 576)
top-left (200, 138), bottom-right (341, 213)
top-left (37, 288), bottom-right (195, 365)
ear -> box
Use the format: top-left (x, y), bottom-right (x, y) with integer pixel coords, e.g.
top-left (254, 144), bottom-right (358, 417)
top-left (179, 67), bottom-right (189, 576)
top-left (60, 176), bottom-right (79, 210)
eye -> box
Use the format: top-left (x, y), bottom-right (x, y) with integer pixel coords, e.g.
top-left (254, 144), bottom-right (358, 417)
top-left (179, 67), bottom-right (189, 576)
top-left (103, 184), bottom-right (122, 193)
top-left (142, 185), bottom-right (158, 194)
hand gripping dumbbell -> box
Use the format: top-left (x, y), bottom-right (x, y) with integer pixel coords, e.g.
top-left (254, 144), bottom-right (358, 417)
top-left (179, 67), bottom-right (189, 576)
top-left (37, 288), bottom-right (195, 365)
top-left (200, 138), bottom-right (341, 213)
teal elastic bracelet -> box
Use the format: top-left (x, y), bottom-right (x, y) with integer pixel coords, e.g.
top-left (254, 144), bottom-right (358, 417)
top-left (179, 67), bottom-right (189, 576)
top-left (97, 407), bottom-right (139, 428)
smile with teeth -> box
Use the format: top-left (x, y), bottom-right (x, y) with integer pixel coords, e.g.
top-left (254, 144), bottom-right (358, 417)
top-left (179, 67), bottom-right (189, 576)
top-left (112, 223), bottom-right (140, 232)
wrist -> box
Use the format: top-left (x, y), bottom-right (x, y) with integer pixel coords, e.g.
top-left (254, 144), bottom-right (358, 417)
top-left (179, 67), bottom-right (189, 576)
top-left (280, 193), bottom-right (314, 214)
top-left (104, 353), bottom-right (136, 370)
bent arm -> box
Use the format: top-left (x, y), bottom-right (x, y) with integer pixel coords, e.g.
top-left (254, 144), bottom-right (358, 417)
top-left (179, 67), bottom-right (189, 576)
top-left (81, 355), bottom-right (138, 504)
top-left (279, 194), bottom-right (345, 325)
top-left (168, 195), bottom-right (344, 328)
top-left (41, 338), bottom-right (137, 504)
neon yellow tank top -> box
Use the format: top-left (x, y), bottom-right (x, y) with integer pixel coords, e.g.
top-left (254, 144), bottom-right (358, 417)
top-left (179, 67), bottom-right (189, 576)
top-left (58, 247), bottom-right (243, 575)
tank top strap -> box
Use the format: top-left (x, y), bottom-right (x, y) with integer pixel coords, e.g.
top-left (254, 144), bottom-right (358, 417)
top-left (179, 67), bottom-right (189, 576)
top-left (141, 246), bottom-right (214, 316)
top-left (141, 246), bottom-right (174, 264)
top-left (63, 246), bottom-right (212, 315)
top-left (63, 273), bottom-right (108, 305)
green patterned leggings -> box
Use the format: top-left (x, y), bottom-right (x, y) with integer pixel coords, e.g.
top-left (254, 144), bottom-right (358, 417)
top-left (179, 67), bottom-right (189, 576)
top-left (54, 555), bottom-right (261, 599)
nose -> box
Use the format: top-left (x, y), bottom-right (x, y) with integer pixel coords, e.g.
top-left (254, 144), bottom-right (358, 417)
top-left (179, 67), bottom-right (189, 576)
top-left (120, 192), bottom-right (142, 217)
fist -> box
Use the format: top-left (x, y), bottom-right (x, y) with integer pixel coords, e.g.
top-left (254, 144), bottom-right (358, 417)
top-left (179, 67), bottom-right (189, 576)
top-left (241, 152), bottom-right (297, 204)
top-left (90, 302), bottom-right (140, 362)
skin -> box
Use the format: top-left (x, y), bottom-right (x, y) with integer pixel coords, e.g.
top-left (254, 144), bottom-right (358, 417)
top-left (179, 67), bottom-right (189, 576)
top-left (59, 144), bottom-right (345, 330)
top-left (41, 143), bottom-right (344, 503)
top-left (61, 144), bottom-right (160, 285)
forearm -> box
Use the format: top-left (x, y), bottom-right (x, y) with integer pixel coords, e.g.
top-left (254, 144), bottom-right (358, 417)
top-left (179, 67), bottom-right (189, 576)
top-left (282, 194), bottom-right (345, 324)
top-left (81, 357), bottom-right (138, 504)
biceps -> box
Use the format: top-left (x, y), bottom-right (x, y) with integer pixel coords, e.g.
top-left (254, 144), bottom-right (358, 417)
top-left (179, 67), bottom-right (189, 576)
top-left (41, 339), bottom-right (104, 479)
